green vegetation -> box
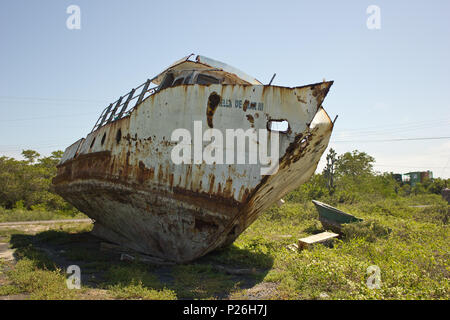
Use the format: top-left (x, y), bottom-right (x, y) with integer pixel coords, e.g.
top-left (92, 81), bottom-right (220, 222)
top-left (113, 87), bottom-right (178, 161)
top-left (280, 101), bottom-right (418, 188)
top-left (6, 258), bottom-right (77, 300)
top-left (246, 197), bottom-right (448, 299)
top-left (104, 264), bottom-right (176, 300)
top-left (0, 150), bottom-right (83, 222)
top-left (287, 149), bottom-right (449, 204)
top-left (0, 207), bottom-right (86, 223)
top-left (0, 148), bottom-right (448, 299)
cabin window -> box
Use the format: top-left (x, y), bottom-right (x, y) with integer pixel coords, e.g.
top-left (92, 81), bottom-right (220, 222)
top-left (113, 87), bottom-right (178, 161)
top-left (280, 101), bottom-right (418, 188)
top-left (196, 74), bottom-right (221, 85)
top-left (267, 120), bottom-right (289, 133)
top-left (159, 73), bottom-right (175, 91)
top-left (172, 77), bottom-right (184, 87)
top-left (183, 73), bottom-right (193, 84)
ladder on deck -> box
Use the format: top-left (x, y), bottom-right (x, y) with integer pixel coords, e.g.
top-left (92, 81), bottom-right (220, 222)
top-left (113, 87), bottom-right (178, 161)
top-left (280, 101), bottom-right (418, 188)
top-left (91, 78), bottom-right (156, 132)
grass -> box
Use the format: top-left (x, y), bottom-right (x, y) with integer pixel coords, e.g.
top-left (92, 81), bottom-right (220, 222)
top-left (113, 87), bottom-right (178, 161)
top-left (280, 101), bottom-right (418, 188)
top-left (103, 264), bottom-right (177, 300)
top-left (108, 282), bottom-right (176, 300)
top-left (0, 207), bottom-right (87, 223)
top-left (6, 258), bottom-right (78, 300)
top-left (250, 195), bottom-right (449, 299)
top-left (172, 264), bottom-right (239, 299)
top-left (0, 194), bottom-right (448, 300)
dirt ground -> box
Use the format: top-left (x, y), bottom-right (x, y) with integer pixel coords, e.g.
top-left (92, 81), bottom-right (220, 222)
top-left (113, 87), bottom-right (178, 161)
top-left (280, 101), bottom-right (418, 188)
top-left (0, 220), bottom-right (276, 300)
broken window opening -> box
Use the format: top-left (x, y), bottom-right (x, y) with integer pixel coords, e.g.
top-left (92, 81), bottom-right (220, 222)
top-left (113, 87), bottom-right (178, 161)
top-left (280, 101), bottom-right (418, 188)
top-left (172, 77), bottom-right (185, 87)
top-left (183, 73), bottom-right (193, 84)
top-left (159, 73), bottom-right (175, 91)
top-left (196, 74), bottom-right (221, 85)
top-left (268, 120), bottom-right (289, 133)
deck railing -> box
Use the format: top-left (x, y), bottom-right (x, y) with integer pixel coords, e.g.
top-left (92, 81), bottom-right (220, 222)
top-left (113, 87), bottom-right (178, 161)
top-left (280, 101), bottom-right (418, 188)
top-left (91, 78), bottom-right (158, 132)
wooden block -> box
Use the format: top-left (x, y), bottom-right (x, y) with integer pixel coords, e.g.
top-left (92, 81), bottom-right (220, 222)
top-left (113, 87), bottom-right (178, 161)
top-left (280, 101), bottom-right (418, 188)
top-left (286, 243), bottom-right (299, 252)
top-left (276, 198), bottom-right (285, 207)
top-left (298, 232), bottom-right (339, 250)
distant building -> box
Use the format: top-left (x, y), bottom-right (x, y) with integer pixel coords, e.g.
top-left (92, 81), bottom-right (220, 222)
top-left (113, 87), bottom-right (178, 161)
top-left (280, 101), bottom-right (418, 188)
top-left (393, 171), bottom-right (433, 187)
top-left (403, 171), bottom-right (433, 187)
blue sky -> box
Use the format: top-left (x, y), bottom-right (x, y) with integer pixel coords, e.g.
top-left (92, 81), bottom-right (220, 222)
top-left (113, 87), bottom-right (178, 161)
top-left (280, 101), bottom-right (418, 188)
top-left (1, 0), bottom-right (449, 178)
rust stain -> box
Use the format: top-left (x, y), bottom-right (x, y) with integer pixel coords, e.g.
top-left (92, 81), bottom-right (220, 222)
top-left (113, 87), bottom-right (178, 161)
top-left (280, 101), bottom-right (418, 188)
top-left (242, 99), bottom-right (249, 112)
top-left (157, 164), bottom-right (165, 183)
top-left (208, 174), bottom-right (215, 194)
top-left (246, 114), bottom-right (254, 128)
top-left (206, 91), bottom-right (221, 128)
top-left (311, 83), bottom-right (332, 110)
top-left (297, 96), bottom-right (307, 104)
top-left (169, 173), bottom-right (174, 188)
top-left (185, 164), bottom-right (192, 189)
top-left (223, 177), bottom-right (233, 198)
top-left (137, 160), bottom-right (155, 184)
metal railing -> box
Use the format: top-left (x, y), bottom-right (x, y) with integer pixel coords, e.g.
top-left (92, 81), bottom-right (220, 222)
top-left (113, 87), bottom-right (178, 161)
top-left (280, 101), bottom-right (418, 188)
top-left (91, 78), bottom-right (158, 132)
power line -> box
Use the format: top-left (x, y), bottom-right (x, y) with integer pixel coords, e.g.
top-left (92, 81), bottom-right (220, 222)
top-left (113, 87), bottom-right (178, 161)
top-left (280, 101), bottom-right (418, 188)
top-left (0, 112), bottom-right (98, 122)
top-left (335, 123), bottom-right (450, 139)
top-left (374, 164), bottom-right (448, 169)
top-left (0, 95), bottom-right (106, 103)
top-left (332, 136), bottom-right (450, 143)
top-left (337, 116), bottom-right (450, 132)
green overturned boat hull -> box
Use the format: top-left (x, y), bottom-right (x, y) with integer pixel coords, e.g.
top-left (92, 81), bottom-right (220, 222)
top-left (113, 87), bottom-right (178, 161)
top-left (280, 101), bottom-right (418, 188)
top-left (312, 200), bottom-right (363, 233)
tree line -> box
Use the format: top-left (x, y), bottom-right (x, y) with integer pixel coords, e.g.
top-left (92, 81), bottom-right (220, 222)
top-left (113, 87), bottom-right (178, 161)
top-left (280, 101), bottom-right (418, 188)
top-left (0, 148), bottom-right (448, 212)
top-left (0, 150), bottom-right (73, 211)
top-left (286, 149), bottom-right (449, 204)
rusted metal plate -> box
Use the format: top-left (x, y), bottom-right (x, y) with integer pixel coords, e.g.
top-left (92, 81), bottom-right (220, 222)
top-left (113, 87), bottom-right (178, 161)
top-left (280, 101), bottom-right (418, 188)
top-left (196, 55), bottom-right (262, 85)
top-left (59, 138), bottom-right (84, 165)
top-left (53, 55), bottom-right (335, 263)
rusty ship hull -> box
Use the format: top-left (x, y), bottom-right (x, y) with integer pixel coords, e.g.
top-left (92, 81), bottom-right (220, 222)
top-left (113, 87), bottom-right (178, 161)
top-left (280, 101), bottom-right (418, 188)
top-left (53, 55), bottom-right (335, 262)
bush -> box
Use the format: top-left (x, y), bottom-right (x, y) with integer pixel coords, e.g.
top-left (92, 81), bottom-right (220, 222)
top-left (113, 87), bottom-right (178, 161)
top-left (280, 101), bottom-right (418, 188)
top-left (341, 219), bottom-right (392, 242)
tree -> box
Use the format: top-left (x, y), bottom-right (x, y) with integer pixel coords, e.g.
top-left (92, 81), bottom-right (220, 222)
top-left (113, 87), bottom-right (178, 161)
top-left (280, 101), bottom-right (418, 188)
top-left (422, 178), bottom-right (448, 195)
top-left (0, 150), bottom-right (70, 210)
top-left (51, 150), bottom-right (64, 160)
top-left (335, 150), bottom-right (375, 177)
top-left (37, 150), bottom-right (64, 172)
top-left (22, 149), bottom-right (40, 164)
top-left (323, 148), bottom-right (337, 195)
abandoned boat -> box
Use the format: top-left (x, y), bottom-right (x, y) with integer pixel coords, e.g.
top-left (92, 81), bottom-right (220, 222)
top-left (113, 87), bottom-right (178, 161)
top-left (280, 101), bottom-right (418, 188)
top-left (312, 200), bottom-right (363, 233)
top-left (52, 54), bottom-right (335, 262)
